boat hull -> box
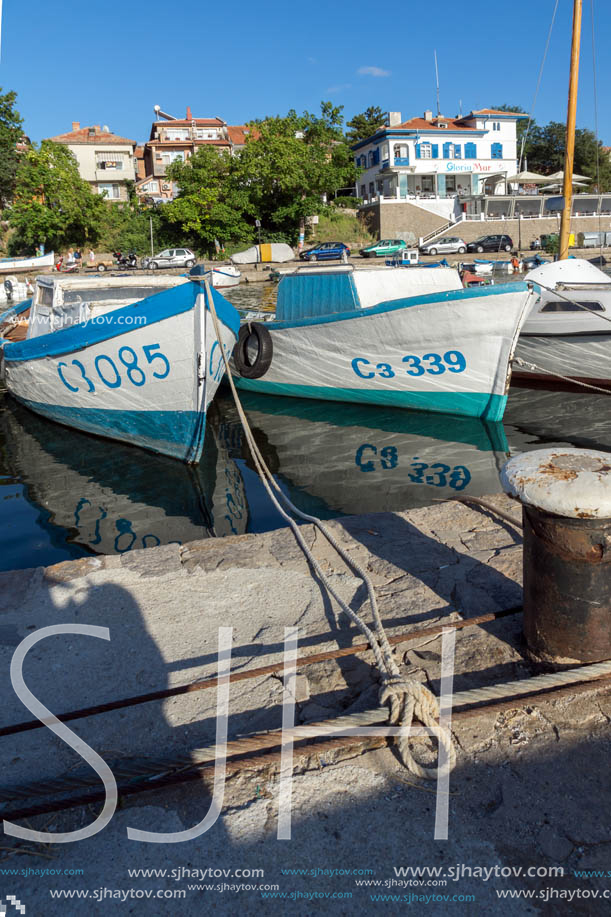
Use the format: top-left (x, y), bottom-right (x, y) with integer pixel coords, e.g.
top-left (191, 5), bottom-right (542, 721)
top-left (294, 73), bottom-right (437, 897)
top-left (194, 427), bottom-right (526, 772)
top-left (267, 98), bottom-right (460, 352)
top-left (233, 284), bottom-right (534, 421)
top-left (513, 333), bottom-right (611, 386)
top-left (211, 267), bottom-right (241, 288)
top-left (3, 284), bottom-right (239, 462)
top-left (0, 252), bottom-right (55, 273)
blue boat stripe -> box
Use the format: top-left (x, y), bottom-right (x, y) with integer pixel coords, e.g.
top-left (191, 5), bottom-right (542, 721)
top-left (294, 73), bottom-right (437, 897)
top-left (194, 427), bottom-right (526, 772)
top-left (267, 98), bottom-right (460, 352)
top-left (0, 297), bottom-right (32, 327)
top-left (233, 378), bottom-right (508, 422)
top-left (5, 282), bottom-right (239, 363)
top-left (268, 282), bottom-right (530, 330)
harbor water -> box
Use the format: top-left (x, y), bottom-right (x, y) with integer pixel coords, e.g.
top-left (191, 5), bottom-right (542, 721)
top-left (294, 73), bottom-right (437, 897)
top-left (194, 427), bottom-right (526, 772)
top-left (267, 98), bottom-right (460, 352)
top-left (1, 281), bottom-right (609, 571)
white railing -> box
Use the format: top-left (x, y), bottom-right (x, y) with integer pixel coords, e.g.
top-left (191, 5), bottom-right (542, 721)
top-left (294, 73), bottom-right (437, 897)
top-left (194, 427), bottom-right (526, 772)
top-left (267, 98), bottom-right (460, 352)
top-left (419, 218), bottom-right (459, 245)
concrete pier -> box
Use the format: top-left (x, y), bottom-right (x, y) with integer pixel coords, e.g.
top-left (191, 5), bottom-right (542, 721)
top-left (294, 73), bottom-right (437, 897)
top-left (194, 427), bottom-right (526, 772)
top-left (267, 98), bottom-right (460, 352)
top-left (1, 496), bottom-right (611, 913)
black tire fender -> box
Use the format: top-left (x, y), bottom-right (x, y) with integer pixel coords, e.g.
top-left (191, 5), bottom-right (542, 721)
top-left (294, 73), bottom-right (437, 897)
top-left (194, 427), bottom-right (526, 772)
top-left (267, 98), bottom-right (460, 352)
top-left (233, 322), bottom-right (273, 379)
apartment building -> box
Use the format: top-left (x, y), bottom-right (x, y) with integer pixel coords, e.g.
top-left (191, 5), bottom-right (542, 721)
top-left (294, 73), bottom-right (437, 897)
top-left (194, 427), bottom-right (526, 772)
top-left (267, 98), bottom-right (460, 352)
top-left (46, 122), bottom-right (137, 202)
top-left (139, 106), bottom-right (253, 200)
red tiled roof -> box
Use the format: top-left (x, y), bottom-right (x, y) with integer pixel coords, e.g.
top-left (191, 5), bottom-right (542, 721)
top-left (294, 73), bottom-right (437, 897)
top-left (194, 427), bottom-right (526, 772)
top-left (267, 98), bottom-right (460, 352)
top-left (227, 125), bottom-right (256, 145)
top-left (394, 117), bottom-right (476, 132)
top-left (47, 126), bottom-right (135, 145)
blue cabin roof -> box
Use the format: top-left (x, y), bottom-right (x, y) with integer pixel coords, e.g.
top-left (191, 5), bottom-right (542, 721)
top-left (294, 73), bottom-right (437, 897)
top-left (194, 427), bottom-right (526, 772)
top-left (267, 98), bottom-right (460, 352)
top-left (276, 270), bottom-right (360, 321)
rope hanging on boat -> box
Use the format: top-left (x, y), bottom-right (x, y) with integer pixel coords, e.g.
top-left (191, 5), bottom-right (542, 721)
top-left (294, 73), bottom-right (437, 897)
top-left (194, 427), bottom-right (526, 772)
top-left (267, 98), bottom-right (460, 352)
top-left (533, 279), bottom-right (611, 325)
top-left (203, 279), bottom-right (455, 780)
top-left (513, 356), bottom-right (611, 394)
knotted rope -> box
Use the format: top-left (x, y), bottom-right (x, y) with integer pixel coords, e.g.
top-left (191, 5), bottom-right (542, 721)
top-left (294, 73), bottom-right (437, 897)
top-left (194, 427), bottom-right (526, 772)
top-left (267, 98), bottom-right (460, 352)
top-left (204, 280), bottom-right (455, 779)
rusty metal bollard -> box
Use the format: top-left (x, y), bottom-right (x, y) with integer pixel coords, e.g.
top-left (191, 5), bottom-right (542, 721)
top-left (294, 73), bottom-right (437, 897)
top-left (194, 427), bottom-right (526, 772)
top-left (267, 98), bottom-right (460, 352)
top-left (501, 448), bottom-right (611, 665)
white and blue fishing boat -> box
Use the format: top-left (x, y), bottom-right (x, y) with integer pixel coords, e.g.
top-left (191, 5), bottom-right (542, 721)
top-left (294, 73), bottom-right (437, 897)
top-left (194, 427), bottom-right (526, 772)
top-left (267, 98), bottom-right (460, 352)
top-left (231, 265), bottom-right (535, 422)
top-left (0, 251), bottom-right (55, 273)
top-left (0, 273), bottom-right (240, 462)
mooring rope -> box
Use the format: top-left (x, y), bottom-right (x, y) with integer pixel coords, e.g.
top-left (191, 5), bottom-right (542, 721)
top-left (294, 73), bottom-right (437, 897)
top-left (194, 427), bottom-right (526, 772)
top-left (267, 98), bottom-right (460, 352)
top-left (204, 280), bottom-right (455, 779)
top-left (533, 279), bottom-right (611, 327)
top-left (513, 356), bottom-right (611, 395)
top-left (4, 658), bottom-right (611, 809)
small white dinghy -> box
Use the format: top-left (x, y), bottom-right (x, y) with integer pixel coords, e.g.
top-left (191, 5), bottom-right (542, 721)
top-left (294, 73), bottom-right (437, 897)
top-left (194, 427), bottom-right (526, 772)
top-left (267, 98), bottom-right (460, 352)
top-left (0, 274), bottom-right (240, 462)
top-left (0, 251), bottom-right (55, 274)
top-left (231, 243), bottom-right (295, 264)
top-left (514, 258), bottom-right (611, 387)
top-left (210, 265), bottom-right (241, 288)
top-left (231, 264), bottom-right (535, 421)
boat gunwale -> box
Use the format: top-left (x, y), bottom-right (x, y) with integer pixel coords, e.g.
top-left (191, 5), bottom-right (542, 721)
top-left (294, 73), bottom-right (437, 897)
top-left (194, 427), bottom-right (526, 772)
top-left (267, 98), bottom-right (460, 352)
top-left (267, 281), bottom-right (531, 331)
top-left (3, 283), bottom-right (240, 363)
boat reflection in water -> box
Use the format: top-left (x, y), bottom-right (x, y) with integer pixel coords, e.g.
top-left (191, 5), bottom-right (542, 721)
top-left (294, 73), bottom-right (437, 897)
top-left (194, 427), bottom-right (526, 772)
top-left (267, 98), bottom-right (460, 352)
top-left (503, 385), bottom-right (611, 455)
top-left (0, 395), bottom-right (249, 561)
top-left (4, 383), bottom-right (609, 572)
top-left (217, 391), bottom-right (510, 516)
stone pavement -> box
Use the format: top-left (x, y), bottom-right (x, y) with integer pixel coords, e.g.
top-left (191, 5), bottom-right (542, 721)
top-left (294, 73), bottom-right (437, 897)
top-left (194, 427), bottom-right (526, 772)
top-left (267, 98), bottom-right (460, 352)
top-left (0, 497), bottom-right (609, 914)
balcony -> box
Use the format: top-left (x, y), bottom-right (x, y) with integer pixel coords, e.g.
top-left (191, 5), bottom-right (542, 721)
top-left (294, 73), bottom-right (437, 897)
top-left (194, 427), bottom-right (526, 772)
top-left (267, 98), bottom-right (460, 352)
top-left (394, 157), bottom-right (410, 166)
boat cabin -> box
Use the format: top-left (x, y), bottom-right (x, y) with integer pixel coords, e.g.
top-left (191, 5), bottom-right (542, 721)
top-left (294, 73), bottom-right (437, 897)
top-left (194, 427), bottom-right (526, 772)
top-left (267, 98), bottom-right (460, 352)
top-left (27, 274), bottom-right (189, 340)
top-left (523, 257), bottom-right (611, 334)
top-left (274, 264), bottom-right (463, 322)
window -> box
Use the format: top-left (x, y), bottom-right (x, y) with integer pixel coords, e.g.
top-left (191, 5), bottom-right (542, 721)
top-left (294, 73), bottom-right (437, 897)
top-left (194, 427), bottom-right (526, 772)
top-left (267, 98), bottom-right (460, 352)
top-left (369, 182), bottom-right (375, 196)
top-left (540, 300), bottom-right (604, 313)
top-left (465, 142), bottom-right (477, 159)
top-left (165, 129), bottom-right (189, 141)
top-left (454, 144), bottom-right (462, 158)
top-left (491, 143), bottom-right (503, 159)
top-left (98, 183), bottom-right (120, 199)
top-left (162, 151), bottom-right (185, 164)
top-left (393, 143), bottom-right (409, 165)
top-left (360, 184), bottom-right (366, 197)
top-left (368, 151), bottom-right (374, 167)
top-left (443, 142), bottom-right (455, 159)
top-left (96, 151), bottom-right (129, 171)
top-left (419, 142), bottom-right (432, 159)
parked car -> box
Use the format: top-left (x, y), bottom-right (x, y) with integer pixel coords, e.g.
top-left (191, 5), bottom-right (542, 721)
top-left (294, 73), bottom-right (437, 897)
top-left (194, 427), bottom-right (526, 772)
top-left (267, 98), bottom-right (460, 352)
top-left (419, 236), bottom-right (467, 256)
top-left (466, 235), bottom-right (513, 254)
top-left (143, 248), bottom-right (197, 270)
top-left (360, 239), bottom-right (407, 258)
top-left (299, 242), bottom-right (351, 262)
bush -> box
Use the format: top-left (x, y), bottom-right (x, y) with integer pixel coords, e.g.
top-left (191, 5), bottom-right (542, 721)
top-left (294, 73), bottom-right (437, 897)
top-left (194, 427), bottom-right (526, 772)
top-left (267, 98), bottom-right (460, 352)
top-left (542, 233), bottom-right (559, 254)
top-left (333, 196), bottom-right (362, 209)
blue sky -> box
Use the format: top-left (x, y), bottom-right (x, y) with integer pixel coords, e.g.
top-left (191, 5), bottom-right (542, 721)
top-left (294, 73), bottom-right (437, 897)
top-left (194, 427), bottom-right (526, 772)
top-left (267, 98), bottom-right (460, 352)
top-left (1, 0), bottom-right (609, 145)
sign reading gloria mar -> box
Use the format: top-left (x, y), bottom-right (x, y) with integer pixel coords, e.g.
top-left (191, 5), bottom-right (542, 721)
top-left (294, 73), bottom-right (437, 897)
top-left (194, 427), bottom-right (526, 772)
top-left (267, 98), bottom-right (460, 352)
top-left (446, 162), bottom-right (498, 173)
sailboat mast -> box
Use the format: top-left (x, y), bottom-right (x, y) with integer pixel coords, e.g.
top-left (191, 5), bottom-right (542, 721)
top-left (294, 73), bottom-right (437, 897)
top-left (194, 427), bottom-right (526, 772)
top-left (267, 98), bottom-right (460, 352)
top-left (559, 0), bottom-right (582, 260)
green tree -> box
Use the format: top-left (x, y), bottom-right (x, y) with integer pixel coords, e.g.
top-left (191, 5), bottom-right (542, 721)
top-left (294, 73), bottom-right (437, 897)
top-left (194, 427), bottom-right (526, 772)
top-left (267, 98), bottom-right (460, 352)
top-left (524, 122), bottom-right (611, 189)
top-left (8, 141), bottom-right (107, 253)
top-left (0, 88), bottom-right (25, 207)
top-left (96, 200), bottom-right (175, 255)
top-left (236, 102), bottom-right (358, 241)
top-left (345, 106), bottom-right (386, 143)
top-left (161, 146), bottom-right (254, 253)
